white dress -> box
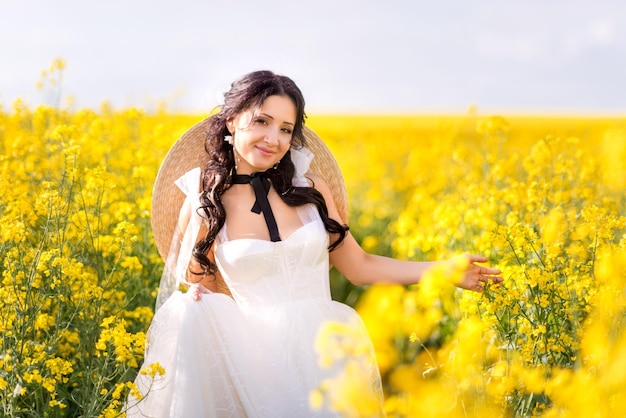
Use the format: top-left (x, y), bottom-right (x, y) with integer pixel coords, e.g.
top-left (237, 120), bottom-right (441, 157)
top-left (127, 150), bottom-right (384, 417)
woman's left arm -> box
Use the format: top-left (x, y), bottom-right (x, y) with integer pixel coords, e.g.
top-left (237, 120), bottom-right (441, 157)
top-left (312, 175), bottom-right (503, 291)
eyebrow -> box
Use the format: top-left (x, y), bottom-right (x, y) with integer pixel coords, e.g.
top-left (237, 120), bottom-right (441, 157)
top-left (260, 112), bottom-right (295, 126)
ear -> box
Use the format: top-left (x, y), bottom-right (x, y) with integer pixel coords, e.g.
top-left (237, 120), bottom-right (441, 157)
top-left (226, 118), bottom-right (235, 134)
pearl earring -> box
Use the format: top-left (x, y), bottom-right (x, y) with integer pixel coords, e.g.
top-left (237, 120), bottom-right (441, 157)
top-left (224, 135), bottom-right (233, 145)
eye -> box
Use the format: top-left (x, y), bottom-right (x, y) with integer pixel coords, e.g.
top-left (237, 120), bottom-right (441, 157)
top-left (254, 118), bottom-right (268, 125)
top-left (281, 127), bottom-right (293, 135)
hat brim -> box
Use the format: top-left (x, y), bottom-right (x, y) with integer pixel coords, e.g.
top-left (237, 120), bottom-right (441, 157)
top-left (151, 117), bottom-right (348, 261)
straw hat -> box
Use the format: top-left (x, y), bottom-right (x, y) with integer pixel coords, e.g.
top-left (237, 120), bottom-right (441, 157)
top-left (151, 117), bottom-right (349, 261)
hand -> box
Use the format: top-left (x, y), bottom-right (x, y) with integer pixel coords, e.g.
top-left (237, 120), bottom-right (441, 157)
top-left (188, 283), bottom-right (211, 301)
top-left (457, 254), bottom-right (503, 292)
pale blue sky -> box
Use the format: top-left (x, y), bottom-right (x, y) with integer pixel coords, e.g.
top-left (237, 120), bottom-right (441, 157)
top-left (1, 0), bottom-right (624, 114)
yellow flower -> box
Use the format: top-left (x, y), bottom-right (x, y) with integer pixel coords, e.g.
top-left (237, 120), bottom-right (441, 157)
top-left (111, 382), bottom-right (127, 400)
top-left (48, 399), bottom-right (67, 409)
top-left (309, 388), bottom-right (324, 411)
top-left (34, 313), bottom-right (55, 331)
top-left (23, 370), bottom-right (43, 384)
top-left (42, 376), bottom-right (56, 393)
top-left (541, 206), bottom-right (567, 243)
top-left (139, 362), bottom-right (165, 378)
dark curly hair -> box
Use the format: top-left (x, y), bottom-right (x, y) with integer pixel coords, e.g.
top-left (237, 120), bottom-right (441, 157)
top-left (192, 70), bottom-right (349, 282)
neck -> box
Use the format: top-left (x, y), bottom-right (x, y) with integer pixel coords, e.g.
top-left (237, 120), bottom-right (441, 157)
top-left (230, 169), bottom-right (281, 242)
top-left (233, 166), bottom-right (275, 177)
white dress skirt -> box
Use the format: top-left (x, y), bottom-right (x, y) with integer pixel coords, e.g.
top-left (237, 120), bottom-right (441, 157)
top-left (127, 154), bottom-right (384, 417)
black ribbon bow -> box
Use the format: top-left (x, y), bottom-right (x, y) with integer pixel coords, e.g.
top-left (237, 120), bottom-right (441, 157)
top-left (232, 172), bottom-right (281, 242)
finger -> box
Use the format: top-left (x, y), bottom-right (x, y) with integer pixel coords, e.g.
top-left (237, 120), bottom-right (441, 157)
top-left (189, 284), bottom-right (203, 301)
top-left (467, 254), bottom-right (489, 263)
top-left (483, 270), bottom-right (503, 280)
top-left (481, 275), bottom-right (504, 285)
top-left (475, 265), bottom-right (501, 276)
top-left (484, 267), bottom-right (502, 275)
top-left (489, 275), bottom-right (504, 283)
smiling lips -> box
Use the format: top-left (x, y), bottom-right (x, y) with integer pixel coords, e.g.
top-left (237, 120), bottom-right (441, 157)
top-left (255, 145), bottom-right (276, 157)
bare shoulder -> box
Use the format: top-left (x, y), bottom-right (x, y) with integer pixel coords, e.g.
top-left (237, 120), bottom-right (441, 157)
top-left (304, 172), bottom-right (343, 222)
top-left (305, 172), bottom-right (331, 193)
top-left (306, 172), bottom-right (336, 204)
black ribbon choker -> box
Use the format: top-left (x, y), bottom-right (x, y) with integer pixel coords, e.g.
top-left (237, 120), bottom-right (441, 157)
top-left (232, 172), bottom-right (281, 242)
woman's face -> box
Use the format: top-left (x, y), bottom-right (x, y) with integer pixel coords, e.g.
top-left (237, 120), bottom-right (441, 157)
top-left (228, 95), bottom-right (296, 174)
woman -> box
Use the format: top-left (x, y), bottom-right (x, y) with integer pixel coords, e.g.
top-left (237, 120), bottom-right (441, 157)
top-left (127, 71), bottom-right (502, 417)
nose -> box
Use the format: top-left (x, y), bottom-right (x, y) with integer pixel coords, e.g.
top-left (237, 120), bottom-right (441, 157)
top-left (264, 127), bottom-right (280, 145)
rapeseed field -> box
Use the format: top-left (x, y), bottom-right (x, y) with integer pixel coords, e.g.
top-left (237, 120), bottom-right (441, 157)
top-left (1, 89), bottom-right (624, 416)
